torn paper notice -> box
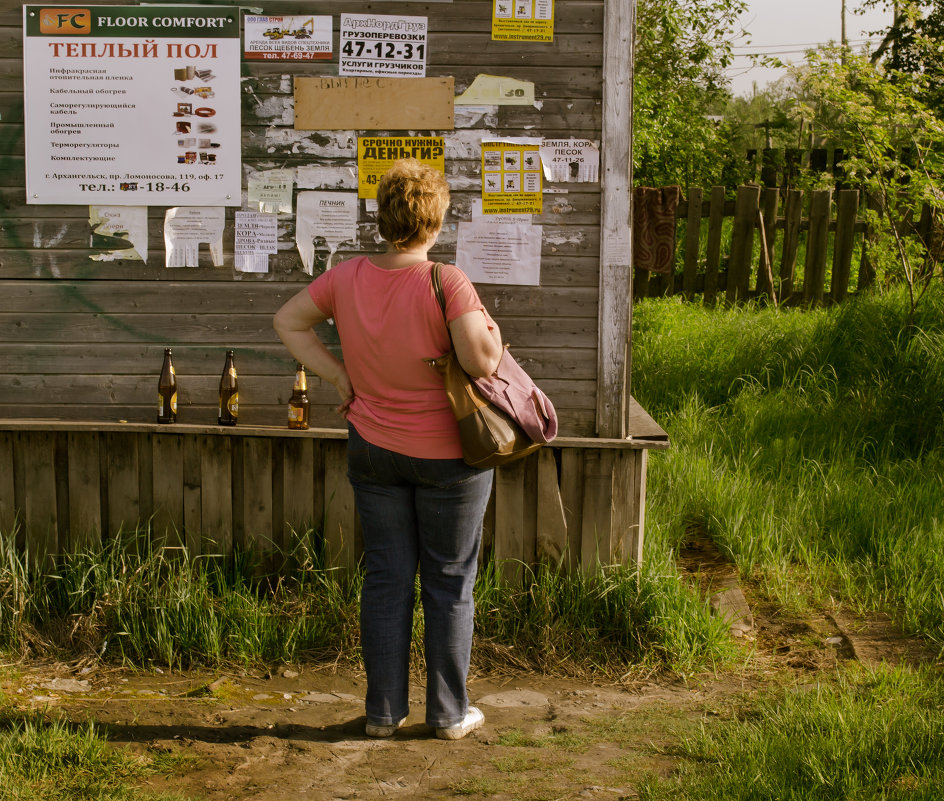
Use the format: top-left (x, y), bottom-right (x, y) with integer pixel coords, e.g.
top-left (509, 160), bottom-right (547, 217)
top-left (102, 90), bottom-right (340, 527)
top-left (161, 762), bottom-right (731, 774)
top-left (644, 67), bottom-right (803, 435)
top-left (539, 139), bottom-right (600, 183)
top-left (248, 168), bottom-right (295, 214)
top-left (456, 220), bottom-right (542, 285)
top-left (235, 211), bottom-right (278, 273)
top-left (455, 74), bottom-right (535, 106)
top-left (164, 207), bottom-right (225, 268)
top-left (89, 206), bottom-right (148, 262)
top-left (296, 191), bottom-right (359, 274)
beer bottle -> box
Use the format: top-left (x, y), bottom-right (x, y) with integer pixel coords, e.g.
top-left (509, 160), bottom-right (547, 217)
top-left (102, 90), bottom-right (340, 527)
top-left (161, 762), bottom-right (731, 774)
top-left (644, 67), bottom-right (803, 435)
top-left (287, 362), bottom-right (310, 430)
top-left (157, 347), bottom-right (177, 424)
top-left (218, 349), bottom-right (238, 426)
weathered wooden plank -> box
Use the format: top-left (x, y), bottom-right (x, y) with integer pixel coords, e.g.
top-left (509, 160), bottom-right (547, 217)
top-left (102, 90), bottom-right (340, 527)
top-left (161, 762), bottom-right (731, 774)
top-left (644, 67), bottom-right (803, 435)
top-left (182, 435), bottom-right (202, 556)
top-left (727, 185), bottom-right (761, 303)
top-left (280, 436), bottom-right (314, 553)
top-left (628, 450), bottom-right (647, 567)
top-left (323, 439), bottom-right (356, 573)
top-left (522, 454), bottom-right (538, 566)
top-left (756, 187), bottom-right (780, 298)
top-left (66, 431), bottom-right (101, 552)
top-left (804, 189), bottom-right (833, 304)
top-left (104, 432), bottom-right (140, 543)
top-left (494, 459), bottom-right (526, 586)
top-left (558, 448), bottom-right (584, 574)
top-left (0, 431), bottom-right (15, 536)
top-left (610, 448), bottom-right (635, 565)
top-left (596, 0), bottom-right (633, 439)
top-left (200, 435), bottom-right (233, 555)
top-left (682, 187), bottom-right (703, 299)
top-left (780, 189), bottom-right (804, 300)
top-left (20, 431), bottom-right (57, 564)
top-left (535, 448), bottom-right (567, 565)
top-left (580, 449), bottom-right (616, 573)
top-left (241, 437), bottom-right (274, 553)
top-left (152, 433), bottom-right (184, 549)
top-left (830, 189), bottom-right (860, 303)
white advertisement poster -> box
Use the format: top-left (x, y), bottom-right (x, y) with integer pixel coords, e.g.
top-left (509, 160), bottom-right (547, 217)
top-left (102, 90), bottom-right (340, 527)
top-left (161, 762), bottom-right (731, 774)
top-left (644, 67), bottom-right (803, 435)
top-left (456, 220), bottom-right (542, 285)
top-left (339, 13), bottom-right (428, 77)
top-left (243, 15), bottom-right (332, 61)
top-left (296, 191), bottom-right (359, 274)
top-left (539, 138), bottom-right (600, 183)
top-left (23, 5), bottom-right (241, 206)
top-left (164, 206), bottom-right (225, 267)
top-left (247, 168), bottom-right (294, 214)
top-left (234, 211), bottom-right (278, 273)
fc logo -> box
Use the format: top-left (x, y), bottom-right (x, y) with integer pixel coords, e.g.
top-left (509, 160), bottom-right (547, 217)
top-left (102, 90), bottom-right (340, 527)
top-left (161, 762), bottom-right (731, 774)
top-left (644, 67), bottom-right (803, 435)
top-left (39, 9), bottom-right (91, 34)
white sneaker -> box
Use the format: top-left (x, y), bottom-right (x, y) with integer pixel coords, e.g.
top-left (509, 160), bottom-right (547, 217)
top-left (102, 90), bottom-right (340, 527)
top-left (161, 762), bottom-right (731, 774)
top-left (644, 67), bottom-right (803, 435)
top-left (435, 706), bottom-right (484, 740)
top-left (365, 716), bottom-right (406, 738)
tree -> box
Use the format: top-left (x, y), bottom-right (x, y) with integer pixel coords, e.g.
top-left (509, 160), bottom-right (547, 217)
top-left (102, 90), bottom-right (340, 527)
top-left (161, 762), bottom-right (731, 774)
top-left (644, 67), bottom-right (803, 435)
top-left (633, 0), bottom-right (748, 188)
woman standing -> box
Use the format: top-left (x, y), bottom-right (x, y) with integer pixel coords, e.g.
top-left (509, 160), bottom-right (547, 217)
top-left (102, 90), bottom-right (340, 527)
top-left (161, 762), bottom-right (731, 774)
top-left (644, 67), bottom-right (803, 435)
top-left (273, 159), bottom-right (502, 740)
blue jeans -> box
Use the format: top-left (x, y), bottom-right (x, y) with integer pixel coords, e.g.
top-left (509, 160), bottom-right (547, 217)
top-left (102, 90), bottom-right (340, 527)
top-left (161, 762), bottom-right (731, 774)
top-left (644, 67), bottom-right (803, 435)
top-left (346, 425), bottom-right (493, 728)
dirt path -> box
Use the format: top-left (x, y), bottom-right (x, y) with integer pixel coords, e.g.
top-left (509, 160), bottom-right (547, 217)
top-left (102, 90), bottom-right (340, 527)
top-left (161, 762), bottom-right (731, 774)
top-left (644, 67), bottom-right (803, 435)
top-left (5, 547), bottom-right (938, 800)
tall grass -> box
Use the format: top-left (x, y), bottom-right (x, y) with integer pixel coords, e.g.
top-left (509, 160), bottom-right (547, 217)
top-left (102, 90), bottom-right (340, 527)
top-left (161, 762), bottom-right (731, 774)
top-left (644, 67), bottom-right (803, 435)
top-left (0, 529), bottom-right (732, 676)
top-left (634, 285), bottom-right (944, 643)
top-left (640, 665), bottom-right (944, 801)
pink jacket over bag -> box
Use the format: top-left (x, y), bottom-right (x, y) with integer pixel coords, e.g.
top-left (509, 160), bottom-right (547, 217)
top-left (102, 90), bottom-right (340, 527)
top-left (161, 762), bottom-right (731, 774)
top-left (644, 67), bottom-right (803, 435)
top-left (472, 349), bottom-right (558, 444)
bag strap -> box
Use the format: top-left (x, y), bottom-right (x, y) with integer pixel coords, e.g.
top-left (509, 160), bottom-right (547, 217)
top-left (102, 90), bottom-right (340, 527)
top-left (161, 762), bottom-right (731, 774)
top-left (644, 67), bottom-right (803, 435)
top-left (431, 262), bottom-right (452, 343)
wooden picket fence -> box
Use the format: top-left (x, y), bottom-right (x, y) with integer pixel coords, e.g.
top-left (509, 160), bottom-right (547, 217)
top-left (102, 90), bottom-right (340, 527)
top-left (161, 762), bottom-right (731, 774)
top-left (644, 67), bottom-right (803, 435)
top-left (633, 184), bottom-right (939, 304)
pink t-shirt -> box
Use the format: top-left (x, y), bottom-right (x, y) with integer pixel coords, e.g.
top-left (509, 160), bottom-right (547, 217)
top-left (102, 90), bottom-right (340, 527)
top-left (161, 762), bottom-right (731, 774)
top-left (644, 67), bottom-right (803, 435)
top-left (308, 257), bottom-right (489, 459)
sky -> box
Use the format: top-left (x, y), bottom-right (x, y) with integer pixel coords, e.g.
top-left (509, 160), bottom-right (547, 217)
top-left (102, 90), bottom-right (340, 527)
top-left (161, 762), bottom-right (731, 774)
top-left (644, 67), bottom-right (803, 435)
top-left (727, 0), bottom-right (895, 96)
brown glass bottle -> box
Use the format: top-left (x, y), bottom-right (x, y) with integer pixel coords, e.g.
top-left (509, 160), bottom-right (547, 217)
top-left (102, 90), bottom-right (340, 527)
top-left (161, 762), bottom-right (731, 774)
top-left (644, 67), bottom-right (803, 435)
top-left (287, 362), bottom-right (310, 430)
top-left (218, 349), bottom-right (238, 426)
top-left (157, 347), bottom-right (177, 424)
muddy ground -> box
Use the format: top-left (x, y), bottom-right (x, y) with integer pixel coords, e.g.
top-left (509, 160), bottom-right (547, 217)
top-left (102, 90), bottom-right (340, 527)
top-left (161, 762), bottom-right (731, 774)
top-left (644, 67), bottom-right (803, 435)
top-left (4, 542), bottom-right (939, 801)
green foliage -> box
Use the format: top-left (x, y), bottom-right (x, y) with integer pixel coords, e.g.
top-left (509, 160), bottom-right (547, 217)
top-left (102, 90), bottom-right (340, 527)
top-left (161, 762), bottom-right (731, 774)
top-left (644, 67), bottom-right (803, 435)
top-left (634, 0), bottom-right (748, 187)
top-left (795, 51), bottom-right (944, 311)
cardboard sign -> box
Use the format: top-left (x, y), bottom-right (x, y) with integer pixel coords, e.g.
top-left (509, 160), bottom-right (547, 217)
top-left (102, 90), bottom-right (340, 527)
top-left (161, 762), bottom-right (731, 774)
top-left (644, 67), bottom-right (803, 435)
top-left (295, 77), bottom-right (454, 131)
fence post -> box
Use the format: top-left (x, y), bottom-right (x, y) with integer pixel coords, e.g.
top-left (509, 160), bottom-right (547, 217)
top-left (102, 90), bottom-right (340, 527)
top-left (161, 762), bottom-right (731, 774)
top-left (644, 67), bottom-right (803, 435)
top-left (727, 185), bottom-right (761, 303)
top-left (704, 186), bottom-right (725, 304)
top-left (756, 187), bottom-right (780, 298)
top-left (780, 189), bottom-right (804, 301)
top-left (804, 189), bottom-right (833, 304)
top-left (831, 189), bottom-right (860, 302)
top-left (682, 187), bottom-right (703, 299)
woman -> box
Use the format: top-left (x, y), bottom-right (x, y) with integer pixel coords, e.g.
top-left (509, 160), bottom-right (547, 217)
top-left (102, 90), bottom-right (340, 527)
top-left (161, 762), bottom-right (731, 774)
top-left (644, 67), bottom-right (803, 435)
top-left (273, 159), bottom-right (502, 740)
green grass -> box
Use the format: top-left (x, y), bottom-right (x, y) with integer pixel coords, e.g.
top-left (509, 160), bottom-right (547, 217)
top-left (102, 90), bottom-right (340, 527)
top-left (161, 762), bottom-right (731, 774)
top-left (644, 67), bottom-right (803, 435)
top-left (639, 665), bottom-right (944, 801)
top-left (634, 285), bottom-right (944, 644)
top-left (0, 527), bottom-right (733, 678)
top-left (0, 705), bottom-right (194, 801)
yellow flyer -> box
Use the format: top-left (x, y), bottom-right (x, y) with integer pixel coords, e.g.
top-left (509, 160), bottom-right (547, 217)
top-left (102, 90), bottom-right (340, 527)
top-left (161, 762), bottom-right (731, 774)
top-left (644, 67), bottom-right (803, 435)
top-left (481, 140), bottom-right (542, 215)
top-left (492, 0), bottom-right (554, 42)
top-left (357, 137), bottom-right (445, 199)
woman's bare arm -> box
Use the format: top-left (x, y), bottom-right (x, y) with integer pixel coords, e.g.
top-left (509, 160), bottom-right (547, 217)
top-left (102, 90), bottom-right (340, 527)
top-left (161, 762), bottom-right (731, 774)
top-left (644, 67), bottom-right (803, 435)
top-left (273, 288), bottom-right (354, 414)
top-left (449, 310), bottom-right (503, 377)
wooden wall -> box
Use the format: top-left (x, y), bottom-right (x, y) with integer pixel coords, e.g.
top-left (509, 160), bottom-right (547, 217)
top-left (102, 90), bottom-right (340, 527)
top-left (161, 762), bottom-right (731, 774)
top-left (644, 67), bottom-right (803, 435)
top-left (0, 422), bottom-right (660, 578)
top-left (0, 1), bottom-right (623, 438)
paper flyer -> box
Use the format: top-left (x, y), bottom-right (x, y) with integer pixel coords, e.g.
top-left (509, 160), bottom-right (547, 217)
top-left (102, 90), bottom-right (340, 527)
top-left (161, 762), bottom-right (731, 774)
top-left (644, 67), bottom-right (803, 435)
top-left (539, 139), bottom-right (600, 183)
top-left (454, 74), bottom-right (536, 106)
top-left (23, 6), bottom-right (241, 206)
top-left (247, 168), bottom-right (294, 214)
top-left (88, 205), bottom-right (148, 261)
top-left (163, 206), bottom-right (225, 267)
top-left (492, 0), bottom-right (554, 42)
top-left (243, 15), bottom-right (332, 61)
top-left (456, 220), bottom-right (542, 285)
top-left (234, 211), bottom-right (277, 273)
top-left (357, 137), bottom-right (445, 199)
top-left (481, 138), bottom-right (543, 214)
top-left (296, 191), bottom-right (359, 274)
top-left (339, 14), bottom-right (428, 77)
